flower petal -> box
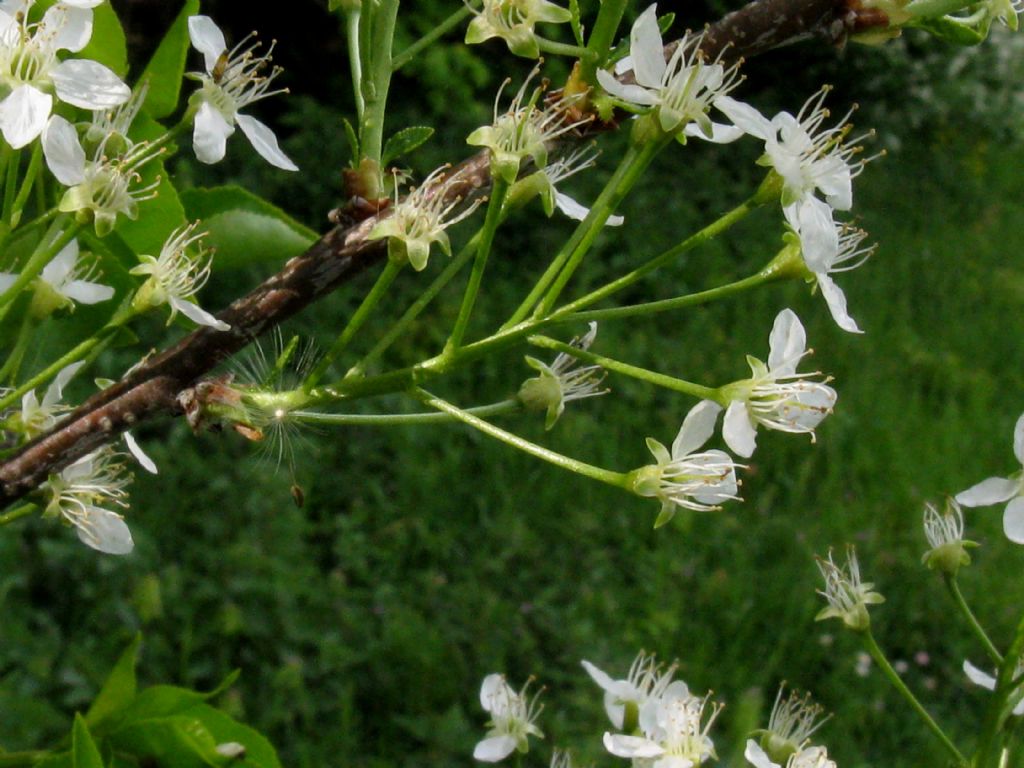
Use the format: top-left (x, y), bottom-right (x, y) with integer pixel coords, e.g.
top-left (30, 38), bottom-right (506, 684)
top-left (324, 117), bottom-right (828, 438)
top-left (62, 279), bottom-right (115, 305)
top-left (603, 732), bottom-right (664, 759)
top-left (817, 274), bottom-right (862, 334)
top-left (193, 100), bottom-right (234, 164)
top-left (42, 360), bottom-right (85, 408)
top-left (682, 119), bottom-right (745, 144)
top-left (170, 295), bottom-right (230, 330)
top-left (1003, 496), bottom-right (1024, 544)
top-left (955, 476), bottom-right (1019, 507)
top-left (767, 308), bottom-right (806, 376)
top-left (480, 673), bottom-right (508, 710)
top-left (124, 431), bottom-right (158, 474)
top-left (785, 196), bottom-right (838, 273)
top-left (553, 191), bottom-right (623, 226)
top-left (630, 5), bottom-right (666, 88)
top-left (963, 659), bottom-right (996, 691)
top-left (52, 60), bottom-right (131, 110)
top-left (237, 114), bottom-right (299, 171)
top-left (596, 68), bottom-right (658, 105)
top-left (473, 735), bottom-right (517, 762)
top-left (723, 400), bottom-right (757, 458)
top-left (41, 239), bottom-right (79, 287)
top-left (0, 85), bottom-right (53, 148)
top-left (42, 115), bottom-right (87, 185)
top-left (188, 15), bottom-right (227, 72)
top-left (581, 660), bottom-right (615, 691)
top-left (40, 3), bottom-right (93, 52)
top-left (744, 739), bottom-right (781, 768)
top-left (1014, 412), bottom-right (1024, 466)
top-left (714, 96), bottom-right (772, 140)
top-left (75, 508), bottom-right (134, 555)
top-left (672, 400), bottom-right (723, 457)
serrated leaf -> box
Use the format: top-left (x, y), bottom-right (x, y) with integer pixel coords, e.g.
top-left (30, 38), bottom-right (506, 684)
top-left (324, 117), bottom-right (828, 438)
top-left (77, 3), bottom-right (128, 78)
top-left (73, 714), bottom-right (105, 768)
top-left (569, 0), bottom-right (584, 46)
top-left (86, 634), bottom-right (141, 732)
top-left (342, 117), bottom-right (359, 165)
top-left (181, 186), bottom-right (318, 269)
top-left (139, 0), bottom-right (202, 118)
top-left (382, 126), bottom-right (434, 166)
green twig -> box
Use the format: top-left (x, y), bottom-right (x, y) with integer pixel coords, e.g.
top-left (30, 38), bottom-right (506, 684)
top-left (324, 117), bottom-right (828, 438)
top-left (945, 574), bottom-right (1003, 666)
top-left (293, 399), bottom-right (520, 426)
top-left (392, 5), bottom-right (476, 72)
top-left (0, 503), bottom-right (37, 527)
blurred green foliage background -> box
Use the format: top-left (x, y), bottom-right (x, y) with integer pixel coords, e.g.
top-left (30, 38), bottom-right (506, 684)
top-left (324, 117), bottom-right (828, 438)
top-left (2, 2), bottom-right (1024, 767)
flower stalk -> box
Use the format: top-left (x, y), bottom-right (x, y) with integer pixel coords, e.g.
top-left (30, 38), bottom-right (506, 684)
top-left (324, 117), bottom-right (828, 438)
top-left (944, 574), bottom-right (1002, 667)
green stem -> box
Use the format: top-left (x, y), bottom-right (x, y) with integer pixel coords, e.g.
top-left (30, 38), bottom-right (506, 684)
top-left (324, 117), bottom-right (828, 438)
top-left (0, 503), bottom-right (37, 527)
top-left (2, 144), bottom-right (19, 226)
top-left (529, 334), bottom-right (719, 400)
top-left (0, 217), bottom-right (81, 312)
top-left (552, 194), bottom-right (763, 318)
top-left (503, 140), bottom-right (656, 329)
top-left (945, 574), bottom-right (1003, 666)
top-left (304, 259), bottom-right (403, 391)
top-left (360, 0), bottom-right (399, 172)
top-left (346, 8), bottom-right (365, 121)
top-left (293, 399), bottom-right (521, 426)
top-left (414, 388), bottom-right (628, 487)
top-left (0, 310), bottom-right (36, 384)
top-left (9, 142), bottom-right (42, 229)
top-left (445, 178), bottom-right (508, 352)
top-left (534, 138), bottom-right (665, 317)
top-left (392, 5), bottom-right (476, 72)
top-left (535, 37), bottom-right (591, 58)
top-left (862, 629), bottom-right (968, 766)
top-left (580, 0), bottom-right (629, 84)
top-left (976, 613), bottom-right (1024, 768)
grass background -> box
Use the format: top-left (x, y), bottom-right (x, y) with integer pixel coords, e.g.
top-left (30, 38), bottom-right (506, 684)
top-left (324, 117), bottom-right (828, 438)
top-left (3, 3), bottom-right (1024, 767)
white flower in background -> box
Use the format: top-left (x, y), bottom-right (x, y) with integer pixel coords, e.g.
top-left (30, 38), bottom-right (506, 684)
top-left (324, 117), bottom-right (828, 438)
top-left (518, 323), bottom-right (608, 429)
top-left (597, 5), bottom-right (744, 143)
top-left (748, 686), bottom-right (830, 767)
top-left (784, 197), bottom-right (874, 334)
top-left (537, 146), bottom-right (625, 226)
top-left (0, 237), bottom-right (113, 313)
top-left (0, 0), bottom-right (130, 148)
top-left (582, 652), bottom-right (677, 730)
top-left (186, 15), bottom-right (296, 170)
top-left (18, 361), bottom-right (83, 436)
top-left (815, 546), bottom-right (884, 632)
top-left (474, 673), bottom-right (544, 762)
top-left (368, 166), bottom-right (482, 271)
top-left (963, 659), bottom-right (1024, 716)
top-left (632, 399), bottom-right (741, 527)
top-left (129, 222), bottom-right (229, 331)
top-left (43, 446), bottom-right (134, 555)
top-left (717, 87), bottom-right (867, 211)
top-left (465, 0), bottom-right (572, 59)
top-left (746, 740), bottom-right (837, 768)
top-left (43, 114), bottom-right (163, 236)
top-left (467, 68), bottom-right (589, 183)
top-left (719, 309), bottom-right (836, 458)
top-left (603, 680), bottom-right (722, 768)
top-left (955, 412), bottom-right (1024, 544)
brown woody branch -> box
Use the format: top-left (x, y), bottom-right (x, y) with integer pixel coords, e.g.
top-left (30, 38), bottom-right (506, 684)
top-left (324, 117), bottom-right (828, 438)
top-left (0, 0), bottom-right (850, 508)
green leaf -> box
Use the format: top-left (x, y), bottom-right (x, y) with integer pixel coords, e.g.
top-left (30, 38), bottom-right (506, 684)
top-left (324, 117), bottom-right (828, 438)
top-left (569, 0), bottom-right (584, 46)
top-left (73, 714), bottom-right (105, 768)
top-left (116, 671), bottom-right (241, 726)
top-left (86, 634), bottom-right (141, 732)
top-left (33, 754), bottom-right (73, 768)
top-left (110, 716), bottom-right (225, 768)
top-left (911, 15), bottom-right (987, 44)
top-left (139, 0), bottom-right (202, 118)
top-left (181, 186), bottom-right (318, 269)
top-left (184, 704), bottom-right (282, 768)
top-left (77, 3), bottom-right (128, 78)
top-left (382, 126), bottom-right (434, 167)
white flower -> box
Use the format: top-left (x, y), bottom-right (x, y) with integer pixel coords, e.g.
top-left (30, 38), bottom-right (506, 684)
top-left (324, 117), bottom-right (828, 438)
top-left (518, 323), bottom-right (608, 429)
top-left (963, 660), bottom-right (1024, 716)
top-left (717, 88), bottom-right (867, 211)
top-left (129, 222), bottom-right (229, 330)
top-left (603, 680), bottom-right (722, 768)
top-left (465, 0), bottom-right (572, 59)
top-left (921, 499), bottom-right (976, 573)
top-left (748, 686), bottom-right (830, 767)
top-left (0, 0), bottom-right (129, 148)
top-left (720, 309), bottom-right (837, 458)
top-left (581, 652), bottom-right (677, 730)
top-left (955, 412), bottom-right (1024, 544)
top-left (596, 5), bottom-right (744, 143)
top-left (783, 197), bottom-right (873, 334)
top-left (815, 546), bottom-right (884, 632)
top-left (18, 361), bottom-right (83, 436)
top-left (43, 446), bottom-right (134, 555)
top-left (474, 673), bottom-right (544, 762)
top-left (467, 68), bottom-right (589, 184)
top-left (538, 146), bottom-right (624, 226)
top-left (43, 114), bottom-right (163, 236)
top-left (368, 166), bottom-right (482, 271)
top-left (0, 237), bottom-right (113, 314)
top-left (186, 15), bottom-right (296, 170)
top-left (632, 400), bottom-right (741, 527)
top-left (745, 740), bottom-right (837, 768)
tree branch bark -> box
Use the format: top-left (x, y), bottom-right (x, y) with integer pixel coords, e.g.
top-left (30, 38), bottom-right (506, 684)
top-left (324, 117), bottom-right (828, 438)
top-left (0, 0), bottom-right (849, 508)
